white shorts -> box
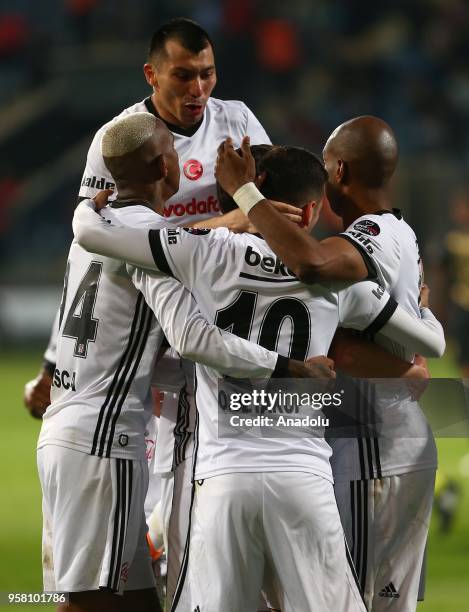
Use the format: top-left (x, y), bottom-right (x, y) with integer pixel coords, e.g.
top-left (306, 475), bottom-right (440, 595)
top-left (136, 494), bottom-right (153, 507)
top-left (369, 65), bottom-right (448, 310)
top-left (160, 453), bottom-right (194, 611)
top-left (37, 444), bottom-right (155, 594)
top-left (184, 472), bottom-right (366, 612)
top-left (145, 415), bottom-right (161, 520)
top-left (334, 470), bottom-right (435, 611)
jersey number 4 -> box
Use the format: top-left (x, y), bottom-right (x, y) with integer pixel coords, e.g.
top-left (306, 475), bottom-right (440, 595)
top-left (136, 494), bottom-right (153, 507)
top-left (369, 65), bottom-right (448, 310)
top-left (59, 261), bottom-right (103, 358)
top-left (215, 290), bottom-right (311, 360)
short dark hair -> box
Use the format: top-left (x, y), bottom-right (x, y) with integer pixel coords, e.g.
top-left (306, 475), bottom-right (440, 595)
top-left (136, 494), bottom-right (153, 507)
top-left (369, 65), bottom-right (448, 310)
top-left (149, 18), bottom-right (213, 63)
top-left (259, 146), bottom-right (327, 206)
top-left (217, 145), bottom-right (327, 214)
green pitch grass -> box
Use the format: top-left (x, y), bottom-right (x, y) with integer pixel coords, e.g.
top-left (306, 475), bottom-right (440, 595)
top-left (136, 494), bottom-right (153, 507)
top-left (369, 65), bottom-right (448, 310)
top-left (0, 349), bottom-right (468, 611)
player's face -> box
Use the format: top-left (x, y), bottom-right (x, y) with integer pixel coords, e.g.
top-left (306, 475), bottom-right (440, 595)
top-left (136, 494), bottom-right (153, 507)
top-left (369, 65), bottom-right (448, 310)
top-left (147, 40), bottom-right (217, 128)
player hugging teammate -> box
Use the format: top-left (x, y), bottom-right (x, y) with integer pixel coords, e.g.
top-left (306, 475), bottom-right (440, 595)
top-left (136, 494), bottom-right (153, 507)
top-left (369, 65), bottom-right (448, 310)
top-left (25, 17), bottom-right (445, 612)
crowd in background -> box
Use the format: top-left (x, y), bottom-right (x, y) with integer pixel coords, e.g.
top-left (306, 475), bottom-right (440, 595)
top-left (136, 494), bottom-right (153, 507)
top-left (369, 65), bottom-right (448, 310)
top-left (0, 0), bottom-right (468, 369)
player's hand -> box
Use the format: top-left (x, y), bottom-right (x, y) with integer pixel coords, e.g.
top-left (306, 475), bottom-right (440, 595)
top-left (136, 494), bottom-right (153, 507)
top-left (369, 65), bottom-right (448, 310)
top-left (305, 355), bottom-right (336, 379)
top-left (407, 354), bottom-right (431, 401)
top-left (191, 208), bottom-right (258, 233)
top-left (92, 188), bottom-right (114, 211)
top-left (271, 201), bottom-right (304, 226)
top-left (420, 283), bottom-right (430, 308)
top-left (23, 368), bottom-right (52, 419)
top-left (151, 387), bottom-right (165, 418)
top-left (221, 208), bottom-right (258, 234)
top-left (288, 356), bottom-right (336, 379)
top-left (215, 136), bottom-right (256, 196)
top-left (191, 204), bottom-right (302, 235)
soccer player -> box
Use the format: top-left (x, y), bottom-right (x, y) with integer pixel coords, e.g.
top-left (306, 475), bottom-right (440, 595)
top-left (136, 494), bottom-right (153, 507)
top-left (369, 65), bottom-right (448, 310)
top-left (38, 112), bottom-right (330, 612)
top-left (73, 131), bottom-right (444, 611)
top-left (215, 117), bottom-right (441, 610)
top-left (24, 16), bottom-right (274, 416)
top-left (24, 18), bottom-right (278, 605)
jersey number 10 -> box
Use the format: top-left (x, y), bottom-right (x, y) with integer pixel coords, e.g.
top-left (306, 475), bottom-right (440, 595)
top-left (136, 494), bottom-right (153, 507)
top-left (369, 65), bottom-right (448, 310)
top-left (215, 290), bottom-right (311, 360)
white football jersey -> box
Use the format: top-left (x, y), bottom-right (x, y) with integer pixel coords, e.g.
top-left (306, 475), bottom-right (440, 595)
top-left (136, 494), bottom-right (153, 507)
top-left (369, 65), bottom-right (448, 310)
top-left (79, 96), bottom-right (270, 225)
top-left (331, 209), bottom-right (437, 480)
top-left (45, 95), bottom-right (270, 466)
top-left (146, 227), bottom-right (408, 482)
top-left (38, 205), bottom-right (279, 460)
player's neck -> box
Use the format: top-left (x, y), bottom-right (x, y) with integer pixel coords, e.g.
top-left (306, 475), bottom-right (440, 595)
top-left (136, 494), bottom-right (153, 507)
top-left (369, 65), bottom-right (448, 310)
top-left (114, 183), bottom-right (165, 216)
top-left (344, 189), bottom-right (392, 226)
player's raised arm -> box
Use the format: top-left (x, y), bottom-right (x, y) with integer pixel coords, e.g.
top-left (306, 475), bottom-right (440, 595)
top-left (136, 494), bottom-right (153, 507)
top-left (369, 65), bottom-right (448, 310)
top-left (130, 267), bottom-right (334, 380)
top-left (329, 329), bottom-right (428, 379)
top-left (338, 281), bottom-right (445, 358)
top-left (73, 199), bottom-right (158, 269)
top-left (215, 136), bottom-right (370, 283)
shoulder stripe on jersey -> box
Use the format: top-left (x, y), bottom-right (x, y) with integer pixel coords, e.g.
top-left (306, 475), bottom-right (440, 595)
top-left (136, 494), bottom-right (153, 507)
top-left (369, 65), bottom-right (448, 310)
top-left (362, 295), bottom-right (398, 338)
top-left (239, 272), bottom-right (297, 283)
top-left (336, 233), bottom-right (377, 280)
top-left (148, 229), bottom-right (174, 277)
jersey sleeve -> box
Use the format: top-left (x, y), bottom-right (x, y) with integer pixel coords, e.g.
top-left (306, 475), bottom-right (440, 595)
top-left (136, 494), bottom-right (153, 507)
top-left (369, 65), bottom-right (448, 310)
top-left (147, 227), bottom-right (220, 290)
top-left (129, 267), bottom-right (284, 379)
top-left (338, 281), bottom-right (445, 357)
top-left (243, 102), bottom-right (272, 145)
top-left (339, 216), bottom-right (400, 284)
top-left (338, 281), bottom-right (397, 332)
top-left (73, 200), bottom-right (156, 267)
top-left (78, 129), bottom-right (116, 200)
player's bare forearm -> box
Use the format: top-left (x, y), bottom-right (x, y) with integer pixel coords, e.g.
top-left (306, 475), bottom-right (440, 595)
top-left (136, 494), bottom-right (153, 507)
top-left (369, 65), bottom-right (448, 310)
top-left (215, 137), bottom-right (367, 283)
top-left (329, 329), bottom-right (421, 378)
top-left (248, 204), bottom-right (368, 283)
top-left (189, 205), bottom-right (302, 234)
top-left (189, 209), bottom-right (256, 233)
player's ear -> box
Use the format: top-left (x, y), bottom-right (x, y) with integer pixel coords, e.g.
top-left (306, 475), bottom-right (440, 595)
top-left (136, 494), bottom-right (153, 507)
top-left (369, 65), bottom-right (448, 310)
top-left (155, 154), bottom-right (167, 179)
top-left (255, 170), bottom-right (267, 188)
top-left (302, 199), bottom-right (323, 229)
top-left (143, 63), bottom-right (159, 89)
top-left (337, 159), bottom-right (348, 184)
top-left (301, 203), bottom-right (312, 228)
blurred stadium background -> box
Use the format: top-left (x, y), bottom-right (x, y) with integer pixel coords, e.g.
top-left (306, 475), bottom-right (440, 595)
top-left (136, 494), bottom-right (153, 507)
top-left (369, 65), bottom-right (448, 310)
top-left (0, 0), bottom-right (468, 609)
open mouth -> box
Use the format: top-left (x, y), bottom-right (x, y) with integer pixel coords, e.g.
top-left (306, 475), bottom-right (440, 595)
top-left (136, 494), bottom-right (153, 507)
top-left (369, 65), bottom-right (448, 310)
top-left (185, 103), bottom-right (204, 115)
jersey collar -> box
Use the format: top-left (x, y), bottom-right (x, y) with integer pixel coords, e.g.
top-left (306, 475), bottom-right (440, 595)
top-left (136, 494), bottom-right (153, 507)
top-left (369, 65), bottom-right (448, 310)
top-left (110, 199), bottom-right (154, 211)
top-left (144, 97), bottom-right (204, 137)
top-left (372, 208), bottom-right (402, 219)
